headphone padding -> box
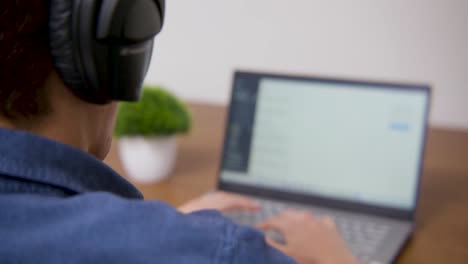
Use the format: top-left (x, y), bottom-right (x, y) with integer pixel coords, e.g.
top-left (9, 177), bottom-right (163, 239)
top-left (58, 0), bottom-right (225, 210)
top-left (49, 0), bottom-right (84, 93)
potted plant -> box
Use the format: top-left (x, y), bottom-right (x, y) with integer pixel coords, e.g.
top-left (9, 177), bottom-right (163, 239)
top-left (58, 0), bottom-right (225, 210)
top-left (115, 85), bottom-right (191, 183)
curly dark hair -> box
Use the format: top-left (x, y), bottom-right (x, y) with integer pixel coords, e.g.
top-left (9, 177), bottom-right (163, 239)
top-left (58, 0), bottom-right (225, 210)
top-left (0, 0), bottom-right (54, 119)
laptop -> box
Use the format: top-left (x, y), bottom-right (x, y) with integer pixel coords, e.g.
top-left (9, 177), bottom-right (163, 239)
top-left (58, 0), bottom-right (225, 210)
top-left (218, 71), bottom-right (431, 264)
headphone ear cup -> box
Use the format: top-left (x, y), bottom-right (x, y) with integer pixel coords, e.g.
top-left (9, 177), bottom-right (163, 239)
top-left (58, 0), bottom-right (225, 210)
top-left (48, 0), bottom-right (166, 103)
top-left (48, 0), bottom-right (85, 95)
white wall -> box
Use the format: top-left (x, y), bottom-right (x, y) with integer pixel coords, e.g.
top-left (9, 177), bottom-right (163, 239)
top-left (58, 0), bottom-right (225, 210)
top-left (146, 0), bottom-right (468, 130)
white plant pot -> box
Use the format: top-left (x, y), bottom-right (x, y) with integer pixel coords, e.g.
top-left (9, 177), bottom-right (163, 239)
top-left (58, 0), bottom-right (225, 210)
top-left (119, 136), bottom-right (178, 184)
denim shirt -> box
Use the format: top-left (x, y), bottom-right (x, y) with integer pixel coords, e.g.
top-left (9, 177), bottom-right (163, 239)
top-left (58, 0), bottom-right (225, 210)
top-left (0, 128), bottom-right (295, 264)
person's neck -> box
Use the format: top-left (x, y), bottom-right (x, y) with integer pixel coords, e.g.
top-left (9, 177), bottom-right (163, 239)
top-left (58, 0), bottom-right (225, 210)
top-left (0, 114), bottom-right (91, 154)
top-left (0, 72), bottom-right (92, 153)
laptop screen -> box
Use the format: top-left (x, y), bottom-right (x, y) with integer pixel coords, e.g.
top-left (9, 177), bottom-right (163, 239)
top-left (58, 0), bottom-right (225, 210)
top-left (220, 72), bottom-right (430, 211)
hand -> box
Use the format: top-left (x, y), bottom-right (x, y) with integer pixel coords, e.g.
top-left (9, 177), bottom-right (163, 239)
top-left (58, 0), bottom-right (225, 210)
top-left (178, 191), bottom-right (260, 214)
top-left (258, 210), bottom-right (359, 264)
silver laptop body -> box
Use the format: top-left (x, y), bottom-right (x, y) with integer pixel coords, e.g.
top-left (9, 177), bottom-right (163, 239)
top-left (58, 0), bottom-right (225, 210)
top-left (217, 71), bottom-right (431, 264)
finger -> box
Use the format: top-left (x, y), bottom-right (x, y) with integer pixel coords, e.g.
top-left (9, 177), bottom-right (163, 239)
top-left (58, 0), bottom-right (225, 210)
top-left (321, 216), bottom-right (336, 228)
top-left (280, 210), bottom-right (315, 222)
top-left (221, 196), bottom-right (260, 211)
top-left (257, 216), bottom-right (290, 234)
top-left (203, 191), bottom-right (260, 211)
top-left (222, 192), bottom-right (259, 204)
top-left (258, 210), bottom-right (308, 231)
top-left (265, 236), bottom-right (288, 253)
top-left (216, 191), bottom-right (253, 202)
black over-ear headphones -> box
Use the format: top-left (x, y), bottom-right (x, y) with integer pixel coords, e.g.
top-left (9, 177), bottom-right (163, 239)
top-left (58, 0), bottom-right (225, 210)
top-left (48, 0), bottom-right (165, 104)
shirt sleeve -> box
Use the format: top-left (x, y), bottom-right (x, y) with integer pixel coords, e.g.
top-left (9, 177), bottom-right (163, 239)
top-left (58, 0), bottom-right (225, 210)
top-left (0, 192), bottom-right (297, 264)
top-left (228, 224), bottom-right (297, 264)
top-left (188, 210), bottom-right (297, 264)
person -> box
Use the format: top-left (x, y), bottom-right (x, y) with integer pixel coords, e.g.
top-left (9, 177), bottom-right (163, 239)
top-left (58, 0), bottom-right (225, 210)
top-left (0, 1), bottom-right (358, 264)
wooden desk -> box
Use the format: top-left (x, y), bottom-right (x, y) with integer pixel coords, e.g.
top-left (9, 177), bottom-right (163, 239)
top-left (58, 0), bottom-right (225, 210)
top-left (104, 103), bottom-right (468, 264)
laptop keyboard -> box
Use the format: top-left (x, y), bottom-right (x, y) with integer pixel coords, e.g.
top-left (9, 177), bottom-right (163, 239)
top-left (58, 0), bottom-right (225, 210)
top-left (224, 198), bottom-right (391, 264)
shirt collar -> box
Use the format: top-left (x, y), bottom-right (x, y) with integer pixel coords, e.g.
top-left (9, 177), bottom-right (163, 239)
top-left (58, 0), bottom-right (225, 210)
top-left (0, 128), bottom-right (143, 199)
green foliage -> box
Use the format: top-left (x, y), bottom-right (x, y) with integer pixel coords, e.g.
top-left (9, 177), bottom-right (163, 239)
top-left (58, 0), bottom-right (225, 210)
top-left (115, 86), bottom-right (191, 138)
